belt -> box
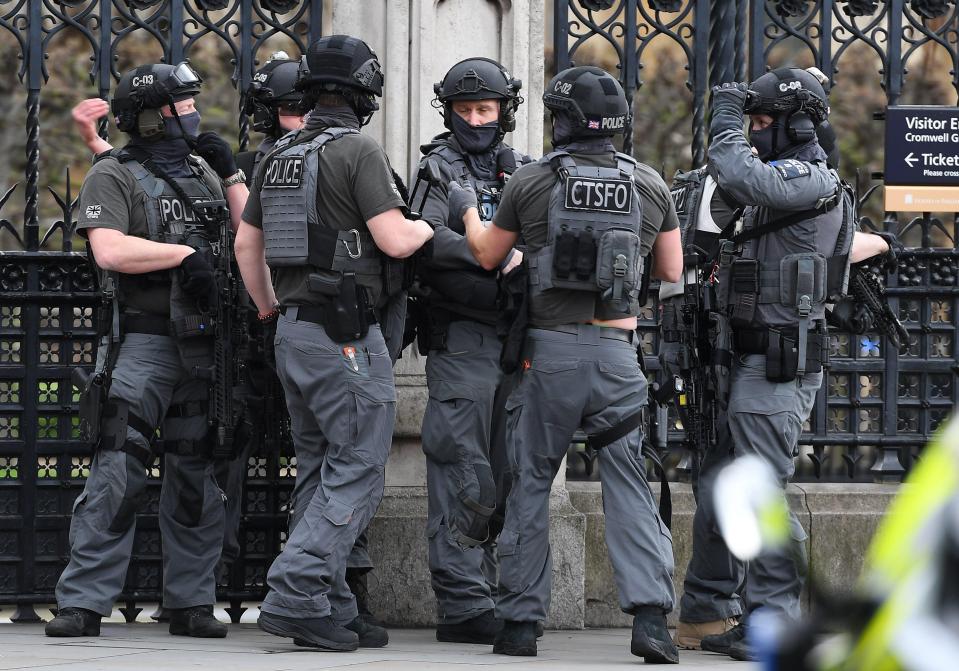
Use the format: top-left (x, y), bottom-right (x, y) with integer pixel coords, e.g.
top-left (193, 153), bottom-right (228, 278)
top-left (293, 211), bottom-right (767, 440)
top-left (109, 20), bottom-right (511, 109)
top-left (122, 313), bottom-right (170, 336)
top-left (281, 305), bottom-right (379, 326)
top-left (530, 323), bottom-right (635, 344)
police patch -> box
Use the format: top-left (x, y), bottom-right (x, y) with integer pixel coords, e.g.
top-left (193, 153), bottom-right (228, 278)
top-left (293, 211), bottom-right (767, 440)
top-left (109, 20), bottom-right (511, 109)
top-left (769, 159), bottom-right (811, 181)
top-left (263, 156), bottom-right (303, 188)
top-left (564, 176), bottom-right (633, 214)
top-left (159, 197), bottom-right (210, 225)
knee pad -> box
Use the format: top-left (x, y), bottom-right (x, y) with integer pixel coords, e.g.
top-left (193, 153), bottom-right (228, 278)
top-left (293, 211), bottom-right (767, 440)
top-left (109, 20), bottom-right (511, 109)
top-left (451, 462), bottom-right (496, 548)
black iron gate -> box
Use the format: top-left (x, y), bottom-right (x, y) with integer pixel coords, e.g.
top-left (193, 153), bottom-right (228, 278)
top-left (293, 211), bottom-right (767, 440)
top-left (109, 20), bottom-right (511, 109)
top-left (0, 0), bottom-right (323, 623)
top-left (555, 0), bottom-right (959, 482)
top-left (0, 0), bottom-right (956, 619)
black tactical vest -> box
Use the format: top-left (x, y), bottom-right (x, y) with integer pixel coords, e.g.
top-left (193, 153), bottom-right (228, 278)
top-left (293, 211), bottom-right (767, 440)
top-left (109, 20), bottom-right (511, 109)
top-left (527, 150), bottom-right (645, 322)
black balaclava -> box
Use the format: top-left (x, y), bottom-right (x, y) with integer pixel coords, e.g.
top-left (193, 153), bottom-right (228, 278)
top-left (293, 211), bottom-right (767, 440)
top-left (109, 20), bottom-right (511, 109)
top-left (304, 104), bottom-right (360, 131)
top-left (551, 111), bottom-right (615, 153)
top-left (130, 111), bottom-right (201, 178)
top-left (748, 113), bottom-right (786, 162)
top-left (450, 113), bottom-right (500, 154)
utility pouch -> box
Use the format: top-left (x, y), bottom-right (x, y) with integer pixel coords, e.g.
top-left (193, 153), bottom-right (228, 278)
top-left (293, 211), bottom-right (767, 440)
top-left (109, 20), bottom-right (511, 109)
top-left (707, 311), bottom-right (733, 410)
top-left (765, 329), bottom-right (798, 383)
top-left (383, 257), bottom-right (407, 297)
top-left (597, 228), bottom-right (641, 310)
top-left (321, 272), bottom-right (371, 343)
top-left (553, 228), bottom-right (578, 279)
top-left (73, 368), bottom-right (107, 445)
top-left (170, 280), bottom-right (214, 380)
top-left (730, 258), bottom-right (760, 327)
top-left (307, 272), bottom-right (342, 297)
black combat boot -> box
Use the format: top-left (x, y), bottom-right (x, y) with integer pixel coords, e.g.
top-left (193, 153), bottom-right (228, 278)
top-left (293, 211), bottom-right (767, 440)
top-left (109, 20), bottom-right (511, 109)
top-left (168, 605), bottom-right (228, 638)
top-left (630, 609), bottom-right (679, 664)
top-left (295, 616), bottom-right (388, 649)
top-left (728, 636), bottom-right (758, 661)
top-left (258, 611), bottom-right (359, 651)
top-left (45, 607), bottom-right (101, 637)
top-left (436, 609), bottom-right (502, 644)
top-left (492, 620), bottom-right (537, 656)
top-left (345, 568), bottom-right (384, 627)
top-left (700, 621), bottom-right (747, 655)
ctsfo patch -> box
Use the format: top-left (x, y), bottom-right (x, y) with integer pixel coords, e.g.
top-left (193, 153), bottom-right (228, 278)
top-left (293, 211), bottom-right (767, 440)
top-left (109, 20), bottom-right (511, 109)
top-left (564, 176), bottom-right (633, 214)
top-left (263, 156), bottom-right (304, 188)
top-left (769, 159), bottom-right (811, 181)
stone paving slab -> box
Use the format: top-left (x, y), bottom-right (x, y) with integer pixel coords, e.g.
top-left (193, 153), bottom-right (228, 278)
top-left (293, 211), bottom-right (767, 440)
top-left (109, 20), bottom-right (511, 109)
top-left (0, 624), bottom-right (752, 670)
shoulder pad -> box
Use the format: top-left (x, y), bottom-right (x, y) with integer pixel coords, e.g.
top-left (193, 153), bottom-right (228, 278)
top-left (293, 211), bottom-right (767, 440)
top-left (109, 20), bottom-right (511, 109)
top-left (769, 159), bottom-right (812, 181)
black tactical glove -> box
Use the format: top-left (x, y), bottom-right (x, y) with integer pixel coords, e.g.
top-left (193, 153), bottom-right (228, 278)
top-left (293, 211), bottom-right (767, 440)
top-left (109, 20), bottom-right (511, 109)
top-left (710, 82), bottom-right (749, 136)
top-left (828, 296), bottom-right (875, 335)
top-left (179, 250), bottom-right (217, 309)
top-left (448, 180), bottom-right (478, 224)
top-left (873, 231), bottom-right (904, 273)
top-left (195, 131), bottom-right (238, 180)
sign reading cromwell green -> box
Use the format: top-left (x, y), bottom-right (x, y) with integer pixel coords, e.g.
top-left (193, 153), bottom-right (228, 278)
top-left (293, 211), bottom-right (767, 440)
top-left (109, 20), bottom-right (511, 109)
top-left (884, 106), bottom-right (959, 212)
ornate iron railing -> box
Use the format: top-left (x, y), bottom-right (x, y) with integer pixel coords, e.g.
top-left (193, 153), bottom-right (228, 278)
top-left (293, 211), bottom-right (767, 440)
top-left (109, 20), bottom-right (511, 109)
top-left (0, 0), bottom-right (322, 623)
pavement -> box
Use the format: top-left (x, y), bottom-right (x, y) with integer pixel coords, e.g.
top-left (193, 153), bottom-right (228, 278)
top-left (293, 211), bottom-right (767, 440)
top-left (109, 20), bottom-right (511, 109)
top-left (0, 621), bottom-right (754, 671)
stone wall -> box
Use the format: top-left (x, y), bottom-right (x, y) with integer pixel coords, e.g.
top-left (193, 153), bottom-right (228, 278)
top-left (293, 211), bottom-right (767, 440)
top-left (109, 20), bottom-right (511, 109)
top-left (363, 482), bottom-right (898, 628)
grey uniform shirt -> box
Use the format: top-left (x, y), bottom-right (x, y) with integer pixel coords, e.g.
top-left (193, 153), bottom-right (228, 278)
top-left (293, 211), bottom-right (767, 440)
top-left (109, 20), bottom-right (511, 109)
top-left (243, 130), bottom-right (405, 307)
top-left (494, 151), bottom-right (679, 327)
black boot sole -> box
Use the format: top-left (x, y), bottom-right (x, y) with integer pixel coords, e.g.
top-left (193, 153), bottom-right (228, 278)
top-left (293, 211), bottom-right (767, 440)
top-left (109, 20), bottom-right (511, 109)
top-left (631, 639), bottom-right (680, 664)
top-left (44, 622), bottom-right (100, 637)
top-left (295, 634), bottom-right (388, 649)
top-left (258, 615), bottom-right (358, 652)
top-left (169, 623), bottom-right (228, 638)
top-left (492, 641), bottom-right (537, 656)
top-left (436, 627), bottom-right (497, 645)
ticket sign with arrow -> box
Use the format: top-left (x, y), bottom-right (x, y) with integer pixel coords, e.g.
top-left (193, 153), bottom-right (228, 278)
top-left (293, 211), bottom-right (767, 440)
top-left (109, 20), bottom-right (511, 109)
top-left (884, 106), bottom-right (959, 212)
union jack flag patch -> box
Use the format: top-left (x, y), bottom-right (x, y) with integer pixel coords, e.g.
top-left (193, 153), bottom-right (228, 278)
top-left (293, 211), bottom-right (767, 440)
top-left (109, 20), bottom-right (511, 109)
top-left (587, 119), bottom-right (600, 130)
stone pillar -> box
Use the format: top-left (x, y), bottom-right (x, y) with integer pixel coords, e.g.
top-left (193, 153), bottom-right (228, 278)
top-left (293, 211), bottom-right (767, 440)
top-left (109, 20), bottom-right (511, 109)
top-left (330, 0), bottom-right (585, 630)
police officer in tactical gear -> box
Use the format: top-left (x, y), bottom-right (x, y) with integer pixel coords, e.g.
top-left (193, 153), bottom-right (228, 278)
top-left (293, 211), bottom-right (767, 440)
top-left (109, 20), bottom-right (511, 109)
top-left (697, 67), bottom-right (859, 662)
top-left (235, 35), bottom-right (433, 652)
top-left (239, 50), bottom-right (383, 626)
top-left (453, 65), bottom-right (683, 661)
top-left (48, 61), bottom-right (248, 638)
top-left (658, 167), bottom-right (745, 651)
top-left (409, 57), bottom-right (530, 645)
top-left (236, 53), bottom-right (306, 179)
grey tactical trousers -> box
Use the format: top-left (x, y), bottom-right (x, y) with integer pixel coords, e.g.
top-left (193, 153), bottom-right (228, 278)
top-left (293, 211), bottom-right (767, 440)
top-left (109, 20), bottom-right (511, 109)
top-left (422, 320), bottom-right (503, 624)
top-left (260, 316), bottom-right (394, 625)
top-left (496, 325), bottom-right (675, 623)
top-left (678, 417), bottom-right (745, 623)
top-left (727, 352), bottom-right (821, 621)
top-left (56, 334), bottom-right (224, 616)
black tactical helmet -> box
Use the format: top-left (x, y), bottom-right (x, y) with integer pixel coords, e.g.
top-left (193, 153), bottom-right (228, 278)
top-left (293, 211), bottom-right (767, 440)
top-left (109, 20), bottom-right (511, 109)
top-left (745, 68), bottom-right (829, 130)
top-left (243, 52), bottom-right (303, 135)
top-left (112, 62), bottom-right (203, 136)
top-left (433, 57), bottom-right (524, 138)
top-left (543, 66), bottom-right (631, 138)
top-left (295, 34), bottom-right (384, 97)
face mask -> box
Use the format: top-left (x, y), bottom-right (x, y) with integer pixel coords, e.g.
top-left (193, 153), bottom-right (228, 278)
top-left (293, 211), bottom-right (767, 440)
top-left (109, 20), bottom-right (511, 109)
top-left (165, 111), bottom-right (201, 142)
top-left (550, 112), bottom-right (575, 146)
top-left (749, 120), bottom-right (782, 162)
top-left (451, 113), bottom-right (499, 154)
top-left (133, 111), bottom-right (201, 177)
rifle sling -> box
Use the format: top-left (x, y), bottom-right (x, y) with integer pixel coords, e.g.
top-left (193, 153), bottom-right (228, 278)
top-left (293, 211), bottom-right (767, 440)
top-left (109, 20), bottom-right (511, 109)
top-left (729, 203), bottom-right (834, 246)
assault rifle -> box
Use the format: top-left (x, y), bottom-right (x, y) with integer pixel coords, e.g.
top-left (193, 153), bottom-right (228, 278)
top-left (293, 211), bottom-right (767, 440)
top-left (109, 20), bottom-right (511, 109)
top-left (191, 201), bottom-right (242, 460)
top-left (848, 263), bottom-right (910, 354)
